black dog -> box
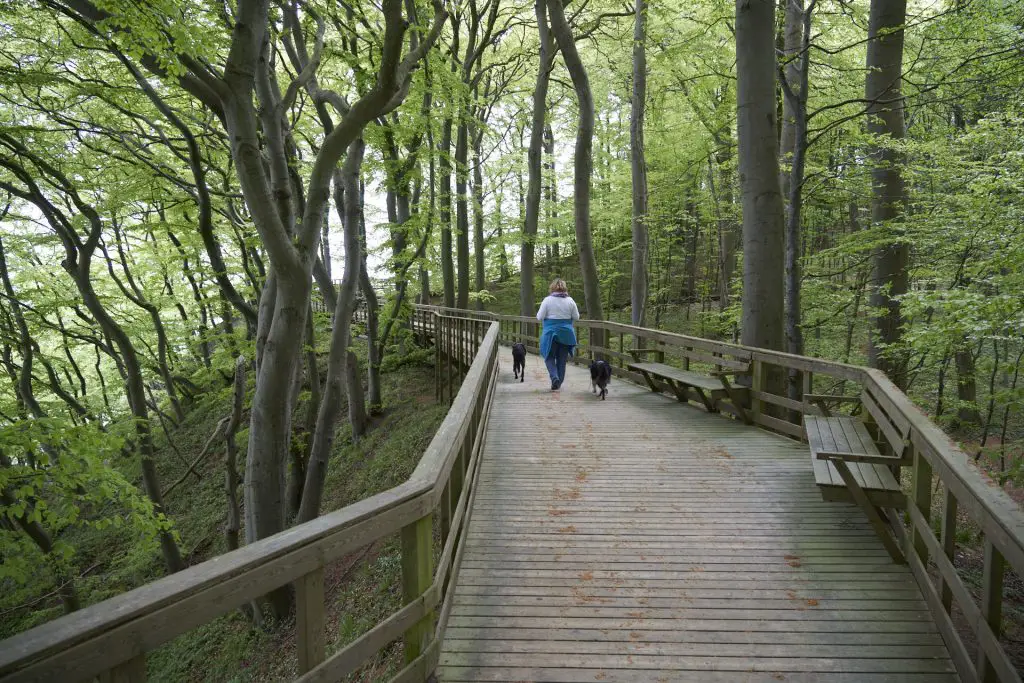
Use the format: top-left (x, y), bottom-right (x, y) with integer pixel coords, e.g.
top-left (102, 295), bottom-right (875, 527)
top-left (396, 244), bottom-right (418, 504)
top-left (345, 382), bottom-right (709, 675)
top-left (590, 360), bottom-right (612, 400)
top-left (511, 343), bottom-right (526, 382)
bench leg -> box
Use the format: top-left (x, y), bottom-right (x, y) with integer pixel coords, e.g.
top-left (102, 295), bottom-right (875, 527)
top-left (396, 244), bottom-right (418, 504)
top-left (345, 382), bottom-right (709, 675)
top-left (667, 379), bottom-right (690, 404)
top-left (639, 370), bottom-right (659, 393)
top-left (831, 459), bottom-right (906, 564)
top-left (692, 386), bottom-right (717, 413)
top-left (719, 377), bottom-right (751, 424)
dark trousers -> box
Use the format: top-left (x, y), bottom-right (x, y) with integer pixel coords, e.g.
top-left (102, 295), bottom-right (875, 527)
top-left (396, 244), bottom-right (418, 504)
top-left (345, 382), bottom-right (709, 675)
top-left (544, 339), bottom-right (570, 385)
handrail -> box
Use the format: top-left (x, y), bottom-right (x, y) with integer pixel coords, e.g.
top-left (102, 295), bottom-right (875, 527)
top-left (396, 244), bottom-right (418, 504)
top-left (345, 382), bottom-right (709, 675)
top-left (0, 312), bottom-right (500, 683)
top-left (411, 303), bottom-right (1024, 683)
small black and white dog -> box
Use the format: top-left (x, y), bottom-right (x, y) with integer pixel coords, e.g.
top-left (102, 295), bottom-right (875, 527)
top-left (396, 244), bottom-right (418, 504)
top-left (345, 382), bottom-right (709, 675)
top-left (590, 359), bottom-right (612, 400)
top-left (511, 343), bottom-right (526, 382)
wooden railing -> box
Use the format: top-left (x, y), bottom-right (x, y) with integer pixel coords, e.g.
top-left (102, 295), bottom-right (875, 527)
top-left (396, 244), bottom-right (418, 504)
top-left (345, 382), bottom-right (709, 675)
top-left (0, 311), bottom-right (498, 683)
top-left (414, 304), bottom-right (1024, 683)
top-left (3, 302), bottom-right (1022, 683)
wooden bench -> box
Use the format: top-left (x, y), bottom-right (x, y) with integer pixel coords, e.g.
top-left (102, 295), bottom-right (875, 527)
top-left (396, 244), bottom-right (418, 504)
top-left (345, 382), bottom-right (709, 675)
top-left (627, 348), bottom-right (751, 424)
top-left (804, 384), bottom-right (912, 563)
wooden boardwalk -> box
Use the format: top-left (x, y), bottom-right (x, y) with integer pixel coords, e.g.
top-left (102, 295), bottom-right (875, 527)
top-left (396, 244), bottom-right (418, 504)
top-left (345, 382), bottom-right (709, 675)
top-left (438, 353), bottom-right (958, 682)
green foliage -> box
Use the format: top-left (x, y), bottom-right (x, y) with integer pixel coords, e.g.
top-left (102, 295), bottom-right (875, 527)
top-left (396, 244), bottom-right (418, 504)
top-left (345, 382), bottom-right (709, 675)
top-left (0, 419), bottom-right (170, 583)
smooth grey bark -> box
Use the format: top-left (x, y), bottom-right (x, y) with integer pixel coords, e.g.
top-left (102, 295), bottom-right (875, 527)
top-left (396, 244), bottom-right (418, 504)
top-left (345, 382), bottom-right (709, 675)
top-left (455, 116), bottom-right (471, 309)
top-left (297, 140), bottom-right (365, 524)
top-left (955, 346), bottom-right (981, 425)
top-left (735, 0), bottom-right (786, 357)
top-left (521, 0), bottom-right (553, 315)
top-left (630, 0), bottom-right (649, 327)
top-left (780, 0), bottom-right (816, 399)
top-left (779, 0), bottom-right (802, 200)
top-left (546, 0), bottom-right (605, 332)
top-left (224, 355), bottom-right (245, 553)
top-left (544, 124), bottom-right (559, 262)
top-left (864, 0), bottom-right (910, 389)
top-left (439, 116), bottom-right (456, 307)
top-left (472, 123), bottom-right (486, 310)
top-left (357, 181), bottom-right (383, 413)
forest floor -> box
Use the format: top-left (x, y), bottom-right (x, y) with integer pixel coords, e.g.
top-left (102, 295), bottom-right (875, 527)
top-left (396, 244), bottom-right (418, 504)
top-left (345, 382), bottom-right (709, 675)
top-left (0, 340), bottom-right (446, 682)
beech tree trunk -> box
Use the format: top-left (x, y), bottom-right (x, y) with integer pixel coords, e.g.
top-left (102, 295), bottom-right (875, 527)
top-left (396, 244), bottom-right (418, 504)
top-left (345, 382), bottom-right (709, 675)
top-left (521, 0), bottom-right (552, 315)
top-left (455, 116), bottom-right (471, 309)
top-left (546, 0), bottom-right (605, 334)
top-left (736, 0), bottom-right (786, 358)
top-left (781, 0), bottom-right (815, 401)
top-left (297, 140), bottom-right (365, 524)
top-left (439, 116), bottom-right (456, 307)
top-left (473, 124), bottom-right (486, 310)
top-left (864, 0), bottom-right (910, 389)
top-left (630, 0), bottom-right (649, 327)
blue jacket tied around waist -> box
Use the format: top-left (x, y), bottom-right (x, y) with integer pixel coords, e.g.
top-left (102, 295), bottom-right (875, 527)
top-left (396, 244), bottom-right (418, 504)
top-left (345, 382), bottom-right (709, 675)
top-left (540, 318), bottom-right (577, 360)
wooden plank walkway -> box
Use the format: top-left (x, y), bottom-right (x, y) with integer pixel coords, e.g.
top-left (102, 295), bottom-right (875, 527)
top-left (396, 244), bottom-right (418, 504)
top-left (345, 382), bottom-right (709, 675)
top-left (438, 353), bottom-right (958, 683)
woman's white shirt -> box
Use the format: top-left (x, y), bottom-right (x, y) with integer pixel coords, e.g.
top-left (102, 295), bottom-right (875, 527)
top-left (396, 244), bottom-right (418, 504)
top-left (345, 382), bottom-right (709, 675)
top-left (536, 295), bottom-right (580, 322)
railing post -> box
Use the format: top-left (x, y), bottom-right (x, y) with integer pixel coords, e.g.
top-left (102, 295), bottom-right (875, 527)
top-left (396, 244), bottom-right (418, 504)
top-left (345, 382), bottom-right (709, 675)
top-left (401, 513), bottom-right (434, 663)
top-left (750, 359), bottom-right (764, 424)
top-left (296, 567), bottom-right (325, 674)
top-left (940, 488), bottom-right (958, 612)
top-left (103, 655), bottom-right (146, 683)
top-left (978, 538), bottom-right (1005, 683)
top-left (909, 444), bottom-right (932, 563)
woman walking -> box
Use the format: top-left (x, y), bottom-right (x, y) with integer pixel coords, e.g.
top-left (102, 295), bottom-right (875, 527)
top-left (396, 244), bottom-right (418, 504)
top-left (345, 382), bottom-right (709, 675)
top-left (536, 278), bottom-right (580, 390)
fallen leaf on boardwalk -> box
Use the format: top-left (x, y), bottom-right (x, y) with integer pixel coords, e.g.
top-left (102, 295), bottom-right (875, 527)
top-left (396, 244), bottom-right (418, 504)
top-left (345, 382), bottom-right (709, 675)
top-left (558, 525), bottom-right (577, 533)
top-left (805, 598), bottom-right (819, 606)
top-left (580, 570), bottom-right (594, 581)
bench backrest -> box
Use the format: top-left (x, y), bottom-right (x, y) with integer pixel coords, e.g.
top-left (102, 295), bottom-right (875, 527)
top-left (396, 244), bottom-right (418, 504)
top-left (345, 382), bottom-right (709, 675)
top-left (860, 384), bottom-right (912, 456)
top-left (676, 346), bottom-right (751, 373)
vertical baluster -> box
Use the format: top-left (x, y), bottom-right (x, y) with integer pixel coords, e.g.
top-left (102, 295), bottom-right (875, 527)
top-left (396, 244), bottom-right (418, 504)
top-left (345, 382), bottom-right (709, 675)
top-left (977, 538), bottom-right (1005, 683)
top-left (751, 359), bottom-right (764, 425)
top-left (909, 443), bottom-right (932, 563)
top-left (401, 513), bottom-right (434, 663)
top-left (296, 567), bottom-right (325, 674)
top-left (940, 488), bottom-right (957, 612)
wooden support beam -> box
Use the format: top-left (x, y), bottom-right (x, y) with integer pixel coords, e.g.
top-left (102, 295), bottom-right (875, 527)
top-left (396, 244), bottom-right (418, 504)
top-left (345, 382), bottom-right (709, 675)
top-left (401, 514), bottom-right (434, 664)
top-left (296, 567), bottom-right (325, 674)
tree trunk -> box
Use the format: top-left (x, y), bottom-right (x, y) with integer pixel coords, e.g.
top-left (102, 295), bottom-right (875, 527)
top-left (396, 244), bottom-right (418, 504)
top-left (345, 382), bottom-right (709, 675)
top-left (630, 0), bottom-right (649, 328)
top-left (955, 346), bottom-right (981, 426)
top-left (297, 140), bottom-right (365, 524)
top-left (346, 350), bottom-right (368, 439)
top-left (521, 0), bottom-right (553, 315)
top-left (439, 116), bottom-right (456, 307)
top-left (455, 116), bottom-right (471, 309)
top-left (546, 0), bottom-right (604, 334)
top-left (781, 0), bottom-right (815, 401)
top-left (473, 124), bottom-right (486, 310)
top-left (736, 0), bottom-right (786, 359)
top-left (358, 181), bottom-right (383, 413)
top-left (864, 0), bottom-right (910, 389)
top-left (224, 356), bottom-right (246, 553)
top-left (544, 125), bottom-right (559, 262)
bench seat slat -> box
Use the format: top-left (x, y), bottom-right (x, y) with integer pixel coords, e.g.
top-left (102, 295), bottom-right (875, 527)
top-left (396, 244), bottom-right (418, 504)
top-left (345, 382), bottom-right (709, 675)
top-left (805, 416), bottom-right (901, 498)
top-left (627, 363), bottom-right (725, 392)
